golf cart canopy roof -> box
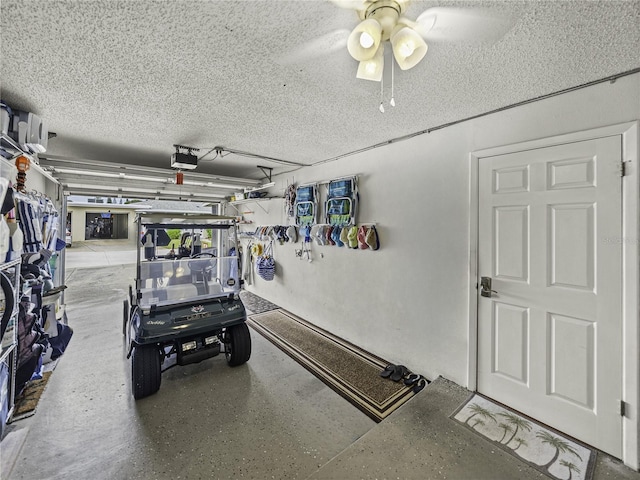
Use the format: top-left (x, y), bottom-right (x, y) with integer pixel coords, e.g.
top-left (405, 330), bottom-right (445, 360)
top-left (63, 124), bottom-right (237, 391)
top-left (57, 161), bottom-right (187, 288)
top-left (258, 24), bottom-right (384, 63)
top-left (135, 212), bottom-right (237, 229)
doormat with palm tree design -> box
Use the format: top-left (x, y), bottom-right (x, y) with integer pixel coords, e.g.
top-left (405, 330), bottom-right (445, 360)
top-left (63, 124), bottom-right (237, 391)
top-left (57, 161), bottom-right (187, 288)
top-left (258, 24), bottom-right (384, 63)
top-left (248, 309), bottom-right (421, 422)
top-left (452, 395), bottom-right (595, 480)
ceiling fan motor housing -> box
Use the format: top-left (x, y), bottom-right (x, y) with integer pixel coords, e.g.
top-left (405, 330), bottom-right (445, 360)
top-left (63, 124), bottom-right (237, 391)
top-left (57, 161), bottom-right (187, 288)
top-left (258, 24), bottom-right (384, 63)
top-left (361, 0), bottom-right (407, 40)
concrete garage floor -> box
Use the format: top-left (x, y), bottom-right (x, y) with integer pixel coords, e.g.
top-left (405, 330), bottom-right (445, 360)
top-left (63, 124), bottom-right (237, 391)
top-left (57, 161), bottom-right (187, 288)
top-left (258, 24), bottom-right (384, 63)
top-left (2, 242), bottom-right (640, 479)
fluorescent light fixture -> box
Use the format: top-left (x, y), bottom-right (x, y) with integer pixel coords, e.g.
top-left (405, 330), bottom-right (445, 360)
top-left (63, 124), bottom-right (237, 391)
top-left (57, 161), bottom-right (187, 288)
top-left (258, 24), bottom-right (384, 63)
top-left (244, 182), bottom-right (275, 193)
top-left (55, 168), bottom-right (120, 178)
top-left (41, 154), bottom-right (261, 187)
top-left (183, 180), bottom-right (247, 189)
top-left (56, 168), bottom-right (168, 183)
top-left (125, 175), bottom-right (167, 183)
top-left (54, 168), bottom-right (247, 192)
top-left (205, 182), bottom-right (248, 190)
top-left (63, 183), bottom-right (226, 199)
top-left (65, 183), bottom-right (119, 191)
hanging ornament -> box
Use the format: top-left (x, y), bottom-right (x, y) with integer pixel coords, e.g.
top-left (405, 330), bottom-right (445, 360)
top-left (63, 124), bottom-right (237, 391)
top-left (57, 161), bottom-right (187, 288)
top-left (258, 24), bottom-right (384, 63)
top-left (15, 155), bottom-right (31, 192)
top-left (176, 171), bottom-right (184, 185)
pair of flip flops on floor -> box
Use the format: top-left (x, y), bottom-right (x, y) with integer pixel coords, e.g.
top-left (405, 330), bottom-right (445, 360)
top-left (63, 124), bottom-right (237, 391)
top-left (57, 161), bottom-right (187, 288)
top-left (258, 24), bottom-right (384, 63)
top-left (380, 364), bottom-right (428, 393)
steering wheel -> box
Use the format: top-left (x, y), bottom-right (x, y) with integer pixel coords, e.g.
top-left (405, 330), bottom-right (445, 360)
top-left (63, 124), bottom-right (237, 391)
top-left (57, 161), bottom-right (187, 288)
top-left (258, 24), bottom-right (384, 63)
top-left (188, 252), bottom-right (215, 273)
top-left (191, 252), bottom-right (215, 259)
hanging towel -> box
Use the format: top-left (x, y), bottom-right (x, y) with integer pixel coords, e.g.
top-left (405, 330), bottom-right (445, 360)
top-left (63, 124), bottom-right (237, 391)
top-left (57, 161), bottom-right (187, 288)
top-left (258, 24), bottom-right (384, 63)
top-left (0, 217), bottom-right (9, 261)
top-left (16, 195), bottom-right (43, 253)
top-left (243, 243), bottom-right (253, 286)
top-left (45, 211), bottom-right (59, 251)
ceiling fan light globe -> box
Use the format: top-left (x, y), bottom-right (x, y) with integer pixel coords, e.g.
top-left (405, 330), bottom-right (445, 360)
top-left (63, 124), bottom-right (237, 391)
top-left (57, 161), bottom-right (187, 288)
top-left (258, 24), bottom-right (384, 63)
top-left (347, 19), bottom-right (382, 60)
top-left (356, 59), bottom-right (383, 81)
top-left (356, 43), bottom-right (384, 81)
top-left (391, 26), bottom-right (428, 70)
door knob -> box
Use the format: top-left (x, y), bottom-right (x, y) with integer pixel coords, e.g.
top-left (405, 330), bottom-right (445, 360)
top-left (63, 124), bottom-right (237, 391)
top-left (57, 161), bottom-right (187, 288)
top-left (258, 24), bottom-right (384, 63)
top-left (480, 277), bottom-right (498, 298)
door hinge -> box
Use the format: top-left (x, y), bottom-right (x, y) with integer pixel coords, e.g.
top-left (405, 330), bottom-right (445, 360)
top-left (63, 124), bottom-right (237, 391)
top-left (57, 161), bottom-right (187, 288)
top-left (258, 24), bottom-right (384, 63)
top-left (620, 161), bottom-right (627, 177)
top-left (619, 399), bottom-right (627, 417)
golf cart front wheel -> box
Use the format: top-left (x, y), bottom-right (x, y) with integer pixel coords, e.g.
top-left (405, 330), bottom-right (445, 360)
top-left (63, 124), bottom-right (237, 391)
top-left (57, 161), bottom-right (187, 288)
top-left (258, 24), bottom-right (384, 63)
top-left (131, 345), bottom-right (161, 399)
top-left (225, 323), bottom-right (251, 367)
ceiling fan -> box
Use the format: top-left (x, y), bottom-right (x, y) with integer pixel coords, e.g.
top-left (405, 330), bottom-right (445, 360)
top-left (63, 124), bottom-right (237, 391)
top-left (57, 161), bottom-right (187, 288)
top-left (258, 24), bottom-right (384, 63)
top-left (330, 0), bottom-right (513, 81)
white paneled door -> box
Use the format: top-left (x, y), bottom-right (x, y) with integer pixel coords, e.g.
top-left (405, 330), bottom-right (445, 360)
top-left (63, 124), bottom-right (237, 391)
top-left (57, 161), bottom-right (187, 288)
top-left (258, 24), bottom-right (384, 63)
top-left (478, 136), bottom-right (623, 457)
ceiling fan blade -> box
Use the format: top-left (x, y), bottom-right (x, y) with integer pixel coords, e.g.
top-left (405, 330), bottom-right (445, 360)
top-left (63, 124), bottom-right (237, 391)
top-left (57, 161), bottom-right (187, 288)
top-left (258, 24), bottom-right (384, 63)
top-left (328, 0), bottom-right (369, 11)
top-left (274, 29), bottom-right (350, 66)
top-left (415, 7), bottom-right (515, 44)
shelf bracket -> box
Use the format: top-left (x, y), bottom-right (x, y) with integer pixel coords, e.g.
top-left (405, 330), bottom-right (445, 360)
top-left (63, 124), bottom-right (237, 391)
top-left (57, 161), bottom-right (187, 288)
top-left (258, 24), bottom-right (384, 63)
top-left (254, 201), bottom-right (268, 214)
top-left (257, 165), bottom-right (273, 183)
top-left (226, 201), bottom-right (266, 214)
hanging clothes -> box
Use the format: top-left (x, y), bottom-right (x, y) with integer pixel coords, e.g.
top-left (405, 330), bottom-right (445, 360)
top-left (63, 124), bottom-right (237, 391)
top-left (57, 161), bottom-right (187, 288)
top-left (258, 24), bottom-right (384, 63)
top-left (243, 242), bottom-right (253, 286)
top-left (15, 192), bottom-right (58, 255)
top-left (43, 205), bottom-right (59, 252)
top-left (228, 247), bottom-right (238, 280)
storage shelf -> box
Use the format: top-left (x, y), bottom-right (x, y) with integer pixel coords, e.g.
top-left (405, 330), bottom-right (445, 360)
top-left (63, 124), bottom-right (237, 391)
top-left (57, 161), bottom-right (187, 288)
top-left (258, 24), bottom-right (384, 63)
top-left (228, 197), bottom-right (279, 214)
top-left (0, 132), bottom-right (24, 157)
top-left (229, 197), bottom-right (278, 205)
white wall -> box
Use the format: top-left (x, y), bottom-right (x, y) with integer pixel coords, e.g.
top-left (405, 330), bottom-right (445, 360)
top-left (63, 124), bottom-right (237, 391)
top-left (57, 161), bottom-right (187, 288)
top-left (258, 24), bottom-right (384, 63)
top-left (236, 73), bottom-right (640, 387)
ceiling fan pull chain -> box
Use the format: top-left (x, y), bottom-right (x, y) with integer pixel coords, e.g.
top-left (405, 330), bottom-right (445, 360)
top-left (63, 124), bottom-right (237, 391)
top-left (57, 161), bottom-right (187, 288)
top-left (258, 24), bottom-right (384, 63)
top-left (379, 72), bottom-right (385, 113)
top-left (390, 54), bottom-right (396, 107)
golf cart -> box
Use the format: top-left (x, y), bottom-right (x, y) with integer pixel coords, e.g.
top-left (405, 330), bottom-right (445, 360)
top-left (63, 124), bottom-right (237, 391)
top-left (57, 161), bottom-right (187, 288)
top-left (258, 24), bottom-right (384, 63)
top-left (124, 212), bottom-right (250, 399)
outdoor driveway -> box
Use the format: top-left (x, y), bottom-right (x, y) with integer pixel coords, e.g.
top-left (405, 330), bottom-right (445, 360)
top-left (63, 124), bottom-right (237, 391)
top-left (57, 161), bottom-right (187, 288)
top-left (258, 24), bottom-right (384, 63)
top-left (65, 239), bottom-right (137, 269)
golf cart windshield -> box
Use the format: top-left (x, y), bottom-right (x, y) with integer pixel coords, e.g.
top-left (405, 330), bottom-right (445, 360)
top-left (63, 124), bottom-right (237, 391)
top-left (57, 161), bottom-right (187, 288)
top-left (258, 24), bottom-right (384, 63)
top-left (135, 213), bottom-right (241, 308)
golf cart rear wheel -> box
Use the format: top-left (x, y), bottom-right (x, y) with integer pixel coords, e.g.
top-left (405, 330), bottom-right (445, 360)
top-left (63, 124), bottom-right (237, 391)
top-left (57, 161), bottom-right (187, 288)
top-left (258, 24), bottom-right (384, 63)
top-left (225, 323), bottom-right (251, 366)
top-left (131, 345), bottom-right (161, 399)
top-left (122, 299), bottom-right (129, 336)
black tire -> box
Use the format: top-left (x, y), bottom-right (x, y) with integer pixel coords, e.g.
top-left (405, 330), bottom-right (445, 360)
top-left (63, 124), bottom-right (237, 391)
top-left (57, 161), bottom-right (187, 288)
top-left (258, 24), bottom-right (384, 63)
top-left (225, 323), bottom-right (251, 366)
top-left (0, 271), bottom-right (14, 340)
top-left (131, 345), bottom-right (161, 399)
top-left (122, 299), bottom-right (129, 336)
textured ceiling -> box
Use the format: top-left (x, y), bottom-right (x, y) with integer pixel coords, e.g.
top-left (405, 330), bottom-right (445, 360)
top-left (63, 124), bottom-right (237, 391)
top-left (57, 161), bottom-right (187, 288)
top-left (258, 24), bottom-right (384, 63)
top-left (1, 0), bottom-right (639, 183)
